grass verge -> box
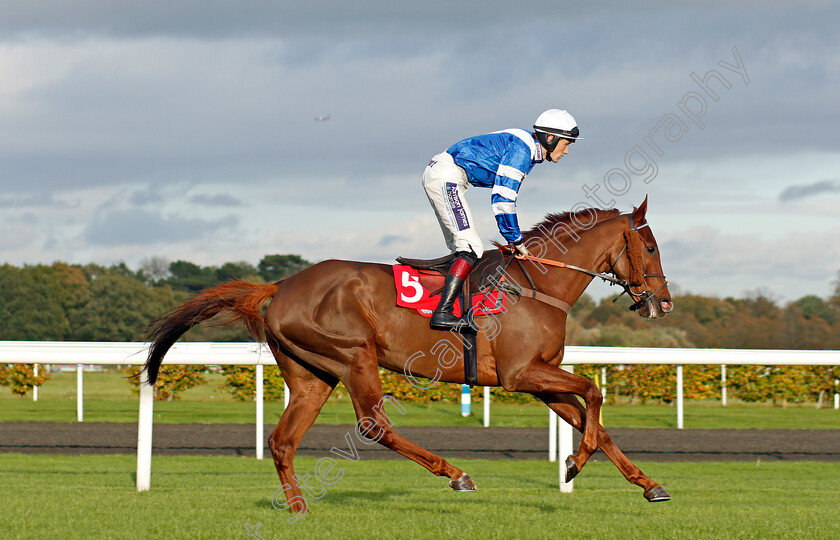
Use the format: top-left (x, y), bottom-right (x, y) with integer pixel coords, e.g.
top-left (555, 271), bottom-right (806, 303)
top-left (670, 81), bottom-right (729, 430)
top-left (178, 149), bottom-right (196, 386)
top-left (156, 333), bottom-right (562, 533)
top-left (1, 454), bottom-right (838, 539)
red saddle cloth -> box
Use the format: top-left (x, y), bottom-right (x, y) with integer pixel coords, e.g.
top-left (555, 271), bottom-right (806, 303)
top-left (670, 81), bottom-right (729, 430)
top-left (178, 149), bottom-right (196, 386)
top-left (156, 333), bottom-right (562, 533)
top-left (392, 264), bottom-right (505, 318)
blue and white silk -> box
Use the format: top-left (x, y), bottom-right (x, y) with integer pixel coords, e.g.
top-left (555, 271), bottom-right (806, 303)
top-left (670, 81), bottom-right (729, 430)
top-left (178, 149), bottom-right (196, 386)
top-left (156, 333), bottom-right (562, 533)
top-left (446, 129), bottom-right (543, 244)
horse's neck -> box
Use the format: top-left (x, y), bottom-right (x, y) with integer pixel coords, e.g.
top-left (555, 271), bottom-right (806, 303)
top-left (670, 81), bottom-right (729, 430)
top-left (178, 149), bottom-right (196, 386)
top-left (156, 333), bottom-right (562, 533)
top-left (532, 217), bottom-right (622, 305)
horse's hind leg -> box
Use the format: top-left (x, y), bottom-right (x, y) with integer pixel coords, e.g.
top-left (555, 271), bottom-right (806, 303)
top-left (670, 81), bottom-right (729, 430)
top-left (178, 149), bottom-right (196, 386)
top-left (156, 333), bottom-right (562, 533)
top-left (267, 345), bottom-right (338, 515)
top-left (342, 348), bottom-right (475, 491)
top-left (503, 362), bottom-right (603, 478)
top-left (538, 392), bottom-right (670, 502)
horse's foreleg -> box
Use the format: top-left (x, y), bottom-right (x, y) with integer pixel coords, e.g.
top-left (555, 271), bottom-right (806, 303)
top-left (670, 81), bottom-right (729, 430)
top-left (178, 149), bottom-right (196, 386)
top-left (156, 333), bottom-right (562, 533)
top-left (538, 392), bottom-right (670, 501)
top-left (267, 347), bottom-right (337, 516)
top-left (503, 362), bottom-right (602, 478)
top-left (342, 351), bottom-right (475, 491)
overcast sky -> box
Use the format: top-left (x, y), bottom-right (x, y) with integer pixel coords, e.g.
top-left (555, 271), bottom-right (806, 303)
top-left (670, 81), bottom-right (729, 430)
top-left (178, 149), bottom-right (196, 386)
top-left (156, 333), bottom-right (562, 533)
top-left (1, 1), bottom-right (838, 302)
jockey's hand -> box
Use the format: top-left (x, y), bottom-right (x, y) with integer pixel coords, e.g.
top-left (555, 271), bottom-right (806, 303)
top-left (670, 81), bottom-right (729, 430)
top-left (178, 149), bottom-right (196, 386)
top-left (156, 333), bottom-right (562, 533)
top-left (512, 242), bottom-right (532, 258)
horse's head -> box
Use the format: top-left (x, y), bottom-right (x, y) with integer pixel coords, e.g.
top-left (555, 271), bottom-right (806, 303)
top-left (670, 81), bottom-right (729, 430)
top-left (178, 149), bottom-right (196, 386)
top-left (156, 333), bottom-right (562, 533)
top-left (609, 197), bottom-right (673, 319)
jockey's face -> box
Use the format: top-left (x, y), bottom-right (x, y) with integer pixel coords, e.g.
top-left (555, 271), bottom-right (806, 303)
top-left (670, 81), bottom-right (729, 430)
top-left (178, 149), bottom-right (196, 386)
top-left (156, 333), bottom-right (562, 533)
top-left (547, 138), bottom-right (572, 163)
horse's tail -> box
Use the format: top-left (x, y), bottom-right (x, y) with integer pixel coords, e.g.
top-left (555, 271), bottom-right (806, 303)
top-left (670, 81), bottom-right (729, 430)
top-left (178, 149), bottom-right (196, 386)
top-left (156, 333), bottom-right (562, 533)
top-left (143, 280), bottom-right (280, 384)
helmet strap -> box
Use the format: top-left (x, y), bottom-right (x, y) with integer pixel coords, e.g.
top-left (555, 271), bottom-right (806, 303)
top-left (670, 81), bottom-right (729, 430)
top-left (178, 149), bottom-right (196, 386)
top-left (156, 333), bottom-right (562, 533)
top-left (536, 132), bottom-right (560, 155)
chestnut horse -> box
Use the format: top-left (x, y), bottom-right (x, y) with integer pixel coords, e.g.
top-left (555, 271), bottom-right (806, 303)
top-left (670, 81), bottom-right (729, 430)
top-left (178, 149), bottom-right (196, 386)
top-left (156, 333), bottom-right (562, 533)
top-left (143, 198), bottom-right (674, 511)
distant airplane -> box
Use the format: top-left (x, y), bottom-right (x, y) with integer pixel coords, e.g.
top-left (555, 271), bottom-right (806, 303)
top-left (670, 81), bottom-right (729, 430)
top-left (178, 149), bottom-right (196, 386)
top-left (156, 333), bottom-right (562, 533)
top-left (314, 114), bottom-right (330, 121)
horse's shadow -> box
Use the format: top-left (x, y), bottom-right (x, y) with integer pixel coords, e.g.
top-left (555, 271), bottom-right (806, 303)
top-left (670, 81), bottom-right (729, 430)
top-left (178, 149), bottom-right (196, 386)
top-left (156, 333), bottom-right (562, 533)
top-left (257, 491), bottom-right (560, 514)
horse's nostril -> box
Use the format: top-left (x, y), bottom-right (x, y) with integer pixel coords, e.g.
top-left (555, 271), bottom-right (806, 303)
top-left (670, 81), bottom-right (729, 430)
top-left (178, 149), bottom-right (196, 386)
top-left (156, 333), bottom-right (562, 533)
top-left (660, 299), bottom-right (673, 312)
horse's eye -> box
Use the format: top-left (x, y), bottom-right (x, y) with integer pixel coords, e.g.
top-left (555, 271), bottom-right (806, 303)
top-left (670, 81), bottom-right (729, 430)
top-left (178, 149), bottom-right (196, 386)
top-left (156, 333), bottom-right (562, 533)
top-left (646, 246), bottom-right (657, 254)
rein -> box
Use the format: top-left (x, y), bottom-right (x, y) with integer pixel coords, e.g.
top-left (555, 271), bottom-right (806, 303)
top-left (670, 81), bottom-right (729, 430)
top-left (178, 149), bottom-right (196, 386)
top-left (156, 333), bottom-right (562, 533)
top-left (507, 213), bottom-right (669, 313)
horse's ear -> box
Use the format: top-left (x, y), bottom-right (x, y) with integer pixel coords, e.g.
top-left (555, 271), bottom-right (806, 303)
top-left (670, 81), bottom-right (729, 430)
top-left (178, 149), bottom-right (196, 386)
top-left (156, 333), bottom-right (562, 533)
top-left (633, 195), bottom-right (649, 222)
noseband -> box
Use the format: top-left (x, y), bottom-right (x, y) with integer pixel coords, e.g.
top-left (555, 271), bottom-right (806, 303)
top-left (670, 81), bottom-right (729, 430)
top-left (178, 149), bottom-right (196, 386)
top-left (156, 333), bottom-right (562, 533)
top-left (609, 214), bottom-right (668, 312)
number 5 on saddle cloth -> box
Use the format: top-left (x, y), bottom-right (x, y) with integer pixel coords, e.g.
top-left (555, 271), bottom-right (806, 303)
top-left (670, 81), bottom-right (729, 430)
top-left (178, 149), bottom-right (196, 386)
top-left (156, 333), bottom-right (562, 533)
top-left (394, 250), bottom-right (509, 387)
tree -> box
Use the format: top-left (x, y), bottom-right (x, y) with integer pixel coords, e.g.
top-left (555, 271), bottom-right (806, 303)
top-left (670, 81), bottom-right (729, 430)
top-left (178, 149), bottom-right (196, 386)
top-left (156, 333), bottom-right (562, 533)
top-left (217, 261), bottom-right (261, 283)
top-left (829, 270), bottom-right (840, 314)
top-left (69, 269), bottom-right (179, 341)
top-left (163, 261), bottom-right (219, 292)
top-left (258, 254), bottom-right (312, 282)
top-left (795, 295), bottom-right (836, 324)
top-left (137, 256), bottom-right (172, 286)
top-left (0, 263), bottom-right (88, 341)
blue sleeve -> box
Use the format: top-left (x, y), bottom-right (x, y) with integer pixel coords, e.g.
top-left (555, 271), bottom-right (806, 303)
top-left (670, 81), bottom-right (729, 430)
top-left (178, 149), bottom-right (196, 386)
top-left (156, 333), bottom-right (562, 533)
top-left (490, 146), bottom-right (531, 243)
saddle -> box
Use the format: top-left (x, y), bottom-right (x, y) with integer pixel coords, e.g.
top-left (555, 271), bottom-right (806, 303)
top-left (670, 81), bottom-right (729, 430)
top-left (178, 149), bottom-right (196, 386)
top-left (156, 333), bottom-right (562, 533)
top-left (396, 250), bottom-right (505, 295)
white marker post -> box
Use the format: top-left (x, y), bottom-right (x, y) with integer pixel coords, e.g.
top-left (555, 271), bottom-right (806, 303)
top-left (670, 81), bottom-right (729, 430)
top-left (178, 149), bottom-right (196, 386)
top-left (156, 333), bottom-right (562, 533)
top-left (721, 364), bottom-right (727, 407)
top-left (33, 364), bottom-right (38, 401)
top-left (483, 386), bottom-right (490, 427)
top-left (559, 364), bottom-right (574, 493)
top-left (136, 379), bottom-right (154, 491)
top-left (676, 364), bottom-right (684, 429)
top-left (256, 364), bottom-right (264, 460)
top-left (601, 367), bottom-right (608, 404)
top-left (77, 364), bottom-right (84, 422)
top-left (549, 410), bottom-right (557, 462)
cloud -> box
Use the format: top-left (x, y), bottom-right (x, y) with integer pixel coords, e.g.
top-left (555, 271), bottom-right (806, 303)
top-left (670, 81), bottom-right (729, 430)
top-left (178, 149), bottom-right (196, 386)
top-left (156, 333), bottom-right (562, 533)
top-left (778, 179), bottom-right (840, 202)
top-left (659, 225), bottom-right (840, 299)
top-left (189, 193), bottom-right (246, 207)
top-left (84, 209), bottom-right (238, 246)
top-left (0, 214), bottom-right (39, 249)
top-left (0, 192), bottom-right (75, 208)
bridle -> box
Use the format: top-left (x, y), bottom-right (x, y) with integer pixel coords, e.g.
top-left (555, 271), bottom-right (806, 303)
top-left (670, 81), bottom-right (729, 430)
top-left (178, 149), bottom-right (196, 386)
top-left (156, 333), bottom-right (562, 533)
top-left (509, 213), bottom-right (669, 313)
top-left (607, 214), bottom-right (669, 312)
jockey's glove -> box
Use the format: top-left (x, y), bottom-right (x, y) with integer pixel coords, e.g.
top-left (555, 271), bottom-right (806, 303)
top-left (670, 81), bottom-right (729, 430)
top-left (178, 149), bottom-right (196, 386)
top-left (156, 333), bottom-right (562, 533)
top-left (510, 241), bottom-right (532, 258)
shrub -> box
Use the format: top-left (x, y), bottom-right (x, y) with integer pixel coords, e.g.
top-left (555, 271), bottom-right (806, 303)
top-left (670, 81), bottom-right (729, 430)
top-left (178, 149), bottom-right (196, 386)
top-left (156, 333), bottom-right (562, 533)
top-left (125, 364), bottom-right (207, 401)
top-left (0, 364), bottom-right (51, 397)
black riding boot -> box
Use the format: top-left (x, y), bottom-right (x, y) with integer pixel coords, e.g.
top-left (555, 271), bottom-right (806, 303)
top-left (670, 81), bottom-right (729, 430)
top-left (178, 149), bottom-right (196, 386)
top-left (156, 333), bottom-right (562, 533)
top-left (430, 256), bottom-right (477, 333)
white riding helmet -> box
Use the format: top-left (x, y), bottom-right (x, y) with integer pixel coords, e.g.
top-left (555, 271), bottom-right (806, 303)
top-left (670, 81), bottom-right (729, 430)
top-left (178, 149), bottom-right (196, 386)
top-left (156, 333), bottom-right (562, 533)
top-left (533, 109), bottom-right (582, 152)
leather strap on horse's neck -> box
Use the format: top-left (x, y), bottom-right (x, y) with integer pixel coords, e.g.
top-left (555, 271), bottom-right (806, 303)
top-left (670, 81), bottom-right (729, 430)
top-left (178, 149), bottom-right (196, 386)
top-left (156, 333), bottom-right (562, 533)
top-left (516, 287), bottom-right (572, 313)
top-left (507, 250), bottom-right (573, 314)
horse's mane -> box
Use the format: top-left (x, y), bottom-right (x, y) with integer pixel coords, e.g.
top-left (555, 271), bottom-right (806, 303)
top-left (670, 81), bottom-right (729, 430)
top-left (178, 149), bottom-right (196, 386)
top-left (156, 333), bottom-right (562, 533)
top-left (521, 207), bottom-right (622, 242)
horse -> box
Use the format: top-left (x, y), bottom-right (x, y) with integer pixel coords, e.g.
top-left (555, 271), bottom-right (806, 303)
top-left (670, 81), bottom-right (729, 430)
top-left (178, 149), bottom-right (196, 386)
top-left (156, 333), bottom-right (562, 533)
top-left (142, 197), bottom-right (674, 513)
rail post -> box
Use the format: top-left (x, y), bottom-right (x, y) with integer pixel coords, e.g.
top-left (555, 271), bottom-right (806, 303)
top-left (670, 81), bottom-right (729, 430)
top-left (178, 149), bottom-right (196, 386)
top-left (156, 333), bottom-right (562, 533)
top-left (77, 364), bottom-right (84, 422)
top-left (721, 364), bottom-right (727, 407)
top-left (549, 410), bottom-right (557, 462)
top-left (676, 364), bottom-right (684, 429)
top-left (136, 378), bottom-right (154, 491)
top-left (256, 364), bottom-right (264, 460)
top-left (483, 386), bottom-right (490, 427)
top-left (559, 364), bottom-right (574, 493)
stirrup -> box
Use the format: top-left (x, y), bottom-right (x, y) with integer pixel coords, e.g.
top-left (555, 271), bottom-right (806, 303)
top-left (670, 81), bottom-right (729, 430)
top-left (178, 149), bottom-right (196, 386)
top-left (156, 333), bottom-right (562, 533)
top-left (430, 313), bottom-right (477, 334)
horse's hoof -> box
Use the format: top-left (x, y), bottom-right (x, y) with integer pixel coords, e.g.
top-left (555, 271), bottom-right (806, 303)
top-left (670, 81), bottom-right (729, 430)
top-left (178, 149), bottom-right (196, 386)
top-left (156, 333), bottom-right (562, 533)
top-left (449, 474), bottom-right (477, 492)
top-left (564, 457), bottom-right (579, 483)
top-left (644, 486), bottom-right (671, 502)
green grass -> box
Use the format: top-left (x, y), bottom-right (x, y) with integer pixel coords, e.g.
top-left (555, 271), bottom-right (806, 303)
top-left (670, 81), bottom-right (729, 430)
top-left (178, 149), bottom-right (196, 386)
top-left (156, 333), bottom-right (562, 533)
top-left (2, 371), bottom-right (839, 429)
top-left (1, 454), bottom-right (839, 539)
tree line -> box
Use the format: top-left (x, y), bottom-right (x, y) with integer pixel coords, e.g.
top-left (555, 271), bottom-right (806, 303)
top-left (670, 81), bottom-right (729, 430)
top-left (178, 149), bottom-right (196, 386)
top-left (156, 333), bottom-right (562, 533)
top-left (1, 257), bottom-right (838, 405)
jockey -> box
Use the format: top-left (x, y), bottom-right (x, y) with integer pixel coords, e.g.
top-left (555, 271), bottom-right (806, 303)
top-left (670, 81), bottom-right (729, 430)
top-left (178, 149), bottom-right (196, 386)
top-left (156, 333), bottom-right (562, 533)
top-left (423, 109), bottom-right (582, 333)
